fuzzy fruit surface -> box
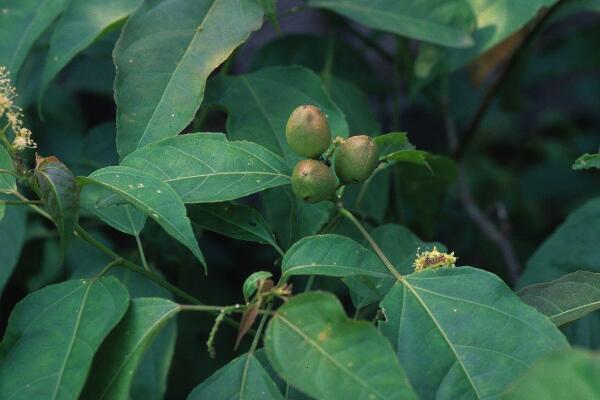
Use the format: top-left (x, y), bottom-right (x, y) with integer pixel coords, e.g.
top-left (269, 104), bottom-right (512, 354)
top-left (291, 159), bottom-right (337, 203)
top-left (334, 135), bottom-right (380, 184)
top-left (285, 105), bottom-right (331, 158)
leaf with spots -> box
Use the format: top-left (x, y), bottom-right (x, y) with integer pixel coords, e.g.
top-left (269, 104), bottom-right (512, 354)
top-left (0, 277), bottom-right (129, 400)
top-left (79, 165), bottom-right (205, 268)
top-left (264, 292), bottom-right (417, 400)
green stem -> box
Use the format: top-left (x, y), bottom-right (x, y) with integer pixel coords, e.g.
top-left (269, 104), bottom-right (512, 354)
top-left (0, 199), bottom-right (42, 206)
top-left (240, 302), bottom-right (274, 392)
top-left (338, 207), bottom-right (402, 281)
top-left (180, 304), bottom-right (243, 313)
top-left (11, 191), bottom-right (51, 219)
top-left (134, 232), bottom-right (150, 271)
top-left (303, 275), bottom-right (315, 292)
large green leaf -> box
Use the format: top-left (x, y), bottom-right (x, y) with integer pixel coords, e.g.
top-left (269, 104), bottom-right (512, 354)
top-left (0, 277), bottom-right (129, 400)
top-left (80, 298), bottom-right (179, 400)
top-left (309, 0), bottom-right (475, 48)
top-left (0, 145), bottom-right (16, 192)
top-left (380, 267), bottom-right (568, 400)
top-left (80, 166), bottom-right (204, 266)
top-left (414, 0), bottom-right (558, 79)
top-left (504, 349), bottom-right (600, 399)
top-left (0, 0), bottom-right (70, 76)
top-left (121, 133), bottom-right (291, 203)
top-left (207, 66), bottom-right (349, 164)
top-left (187, 353), bottom-right (283, 400)
top-left (265, 292), bottom-right (417, 400)
top-left (114, 0), bottom-right (263, 157)
top-left (573, 152), bottom-right (600, 170)
top-left (0, 201), bottom-right (26, 295)
top-left (35, 156), bottom-right (80, 256)
top-left (518, 271), bottom-right (600, 327)
top-left (281, 234), bottom-right (390, 279)
top-left (40, 0), bottom-right (142, 102)
top-left (189, 202), bottom-right (280, 250)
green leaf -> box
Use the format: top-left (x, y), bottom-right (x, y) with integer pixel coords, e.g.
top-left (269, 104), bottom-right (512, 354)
top-left (0, 199), bottom-right (26, 295)
top-left (264, 292), bottom-right (417, 400)
top-left (80, 298), bottom-right (179, 400)
top-left (414, 0), bottom-right (558, 80)
top-left (76, 122), bottom-right (120, 176)
top-left (329, 76), bottom-right (380, 134)
top-left (518, 271), bottom-right (600, 327)
top-left (40, 0), bottom-right (142, 103)
top-left (374, 132), bottom-right (414, 156)
top-left (82, 186), bottom-right (147, 236)
top-left (187, 353), bottom-right (284, 400)
top-left (79, 166), bottom-right (204, 266)
top-left (0, 277), bottom-right (129, 400)
top-left (121, 133), bottom-right (291, 203)
top-left (380, 267), bottom-right (568, 400)
top-left (243, 271), bottom-right (273, 302)
top-left (0, 145), bottom-right (16, 192)
top-left (281, 234), bottom-right (390, 279)
top-left (504, 349), bottom-right (600, 400)
top-left (114, 0), bottom-right (264, 157)
top-left (0, 0), bottom-right (70, 76)
top-left (35, 156), bottom-right (80, 256)
top-left (573, 152), bottom-right (600, 170)
top-left (308, 0), bottom-right (475, 48)
top-left (207, 66), bottom-right (349, 164)
top-left (381, 149), bottom-right (431, 169)
top-left (189, 202), bottom-right (280, 250)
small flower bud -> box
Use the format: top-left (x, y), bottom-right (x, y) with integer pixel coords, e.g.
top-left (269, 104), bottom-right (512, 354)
top-left (413, 247), bottom-right (457, 273)
top-left (291, 159), bottom-right (337, 203)
top-left (334, 135), bottom-right (379, 184)
top-left (286, 105), bottom-right (331, 158)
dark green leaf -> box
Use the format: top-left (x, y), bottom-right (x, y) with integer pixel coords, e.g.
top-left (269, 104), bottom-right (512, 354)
top-left (81, 298), bottom-right (179, 400)
top-left (190, 202), bottom-right (280, 250)
top-left (122, 133), bottom-right (291, 203)
top-left (381, 149), bottom-right (430, 169)
top-left (309, 0), bottom-right (475, 48)
top-left (207, 66), bottom-right (348, 164)
top-left (519, 271), bottom-right (600, 326)
top-left (35, 156), bottom-right (80, 256)
top-left (373, 132), bottom-right (414, 156)
top-left (0, 199), bottom-right (26, 295)
top-left (114, 0), bottom-right (264, 157)
top-left (187, 353), bottom-right (283, 400)
top-left (243, 271), bottom-right (273, 303)
top-left (573, 153), bottom-right (600, 170)
top-left (0, 0), bottom-right (70, 75)
top-left (265, 292), bottom-right (417, 400)
top-left (329, 76), bottom-right (380, 134)
top-left (40, 0), bottom-right (142, 102)
top-left (380, 267), bottom-right (568, 399)
top-left (80, 166), bottom-right (204, 266)
top-left (0, 277), bottom-right (129, 400)
top-left (0, 145), bottom-right (16, 192)
top-left (504, 349), bottom-right (600, 399)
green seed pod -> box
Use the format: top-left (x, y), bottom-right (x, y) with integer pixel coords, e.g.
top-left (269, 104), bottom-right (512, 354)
top-left (334, 135), bottom-right (380, 184)
top-left (291, 159), bottom-right (337, 203)
top-left (285, 105), bottom-right (331, 158)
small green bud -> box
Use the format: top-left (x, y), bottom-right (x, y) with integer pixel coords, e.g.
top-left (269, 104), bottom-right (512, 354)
top-left (285, 105), bottom-right (331, 158)
top-left (291, 159), bottom-right (337, 203)
top-left (334, 135), bottom-right (380, 184)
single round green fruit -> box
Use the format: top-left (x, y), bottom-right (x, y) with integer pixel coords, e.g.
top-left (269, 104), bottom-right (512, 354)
top-left (291, 159), bottom-right (337, 203)
top-left (286, 105), bottom-right (331, 158)
top-left (334, 135), bottom-right (380, 184)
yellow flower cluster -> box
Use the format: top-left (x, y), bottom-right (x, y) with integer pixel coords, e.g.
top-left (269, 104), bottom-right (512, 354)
top-left (413, 246), bottom-right (457, 272)
top-left (0, 66), bottom-right (36, 152)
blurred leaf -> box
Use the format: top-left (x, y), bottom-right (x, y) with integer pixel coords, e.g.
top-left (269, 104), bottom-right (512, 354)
top-left (122, 133), bottom-right (291, 203)
top-left (0, 277), bottom-right (129, 400)
top-left (0, 0), bottom-right (70, 76)
top-left (519, 271), bottom-right (600, 326)
top-left (80, 166), bottom-right (204, 266)
top-left (259, 0), bottom-right (279, 30)
top-left (26, 238), bottom-right (62, 291)
top-left (76, 122), bottom-right (120, 176)
top-left (504, 349), bottom-right (600, 399)
top-left (191, 202), bottom-right (279, 250)
top-left (329, 76), bottom-right (380, 134)
top-left (81, 298), bottom-right (179, 400)
top-left (114, 0), bottom-right (263, 157)
top-left (0, 145), bottom-right (16, 191)
top-left (40, 0), bottom-right (142, 103)
top-left (265, 292), bottom-right (417, 400)
top-left (573, 153), bottom-right (600, 170)
top-left (0, 198), bottom-right (26, 295)
top-left (380, 267), bottom-right (568, 399)
top-left (309, 0), bottom-right (475, 48)
top-left (207, 66), bottom-right (349, 164)
top-left (35, 155), bottom-right (80, 257)
top-left (187, 353), bottom-right (283, 399)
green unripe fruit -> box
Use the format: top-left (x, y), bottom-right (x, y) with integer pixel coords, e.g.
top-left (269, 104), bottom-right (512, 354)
top-left (291, 159), bottom-right (337, 203)
top-left (286, 105), bottom-right (331, 158)
top-left (334, 135), bottom-right (380, 184)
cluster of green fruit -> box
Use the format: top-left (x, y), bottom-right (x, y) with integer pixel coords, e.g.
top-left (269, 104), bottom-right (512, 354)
top-left (286, 105), bottom-right (380, 203)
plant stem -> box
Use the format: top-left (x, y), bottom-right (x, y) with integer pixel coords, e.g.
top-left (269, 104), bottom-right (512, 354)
top-left (303, 275), bottom-right (315, 292)
top-left (179, 304), bottom-right (243, 313)
top-left (134, 232), bottom-right (150, 271)
top-left (0, 199), bottom-right (42, 205)
top-left (338, 207), bottom-right (402, 281)
top-left (11, 191), bottom-right (51, 219)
